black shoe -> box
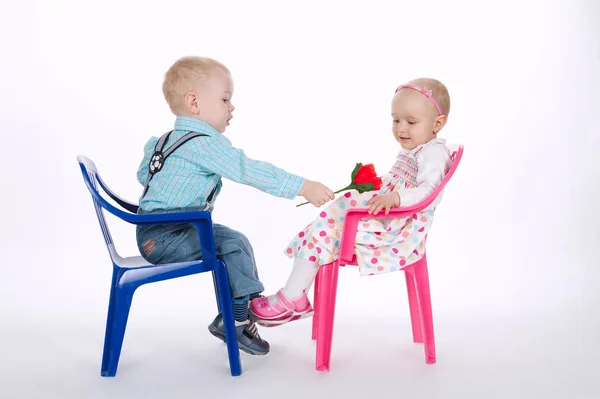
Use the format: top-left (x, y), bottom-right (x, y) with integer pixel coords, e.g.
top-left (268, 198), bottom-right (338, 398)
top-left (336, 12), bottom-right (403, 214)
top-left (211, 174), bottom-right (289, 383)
top-left (208, 313), bottom-right (270, 356)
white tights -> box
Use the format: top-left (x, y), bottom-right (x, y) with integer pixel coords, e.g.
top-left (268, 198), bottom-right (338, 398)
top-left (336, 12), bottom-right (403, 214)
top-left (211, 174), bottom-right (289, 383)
top-left (269, 257), bottom-right (319, 304)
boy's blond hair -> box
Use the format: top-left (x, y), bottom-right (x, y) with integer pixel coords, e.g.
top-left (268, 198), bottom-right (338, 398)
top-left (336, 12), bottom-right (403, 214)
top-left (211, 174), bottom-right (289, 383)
top-left (410, 78), bottom-right (451, 116)
top-left (162, 56), bottom-right (230, 114)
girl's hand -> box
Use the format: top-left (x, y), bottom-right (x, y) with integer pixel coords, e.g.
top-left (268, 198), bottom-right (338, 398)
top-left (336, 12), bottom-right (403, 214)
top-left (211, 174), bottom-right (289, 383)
top-left (366, 192), bottom-right (400, 215)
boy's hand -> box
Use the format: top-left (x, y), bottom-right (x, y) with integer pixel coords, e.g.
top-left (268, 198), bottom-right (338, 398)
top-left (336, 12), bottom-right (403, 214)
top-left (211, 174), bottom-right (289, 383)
top-left (366, 192), bottom-right (400, 215)
top-left (300, 180), bottom-right (335, 207)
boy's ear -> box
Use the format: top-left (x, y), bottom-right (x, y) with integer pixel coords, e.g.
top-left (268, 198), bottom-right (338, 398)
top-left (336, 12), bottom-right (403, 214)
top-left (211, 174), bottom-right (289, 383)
top-left (184, 92), bottom-right (199, 114)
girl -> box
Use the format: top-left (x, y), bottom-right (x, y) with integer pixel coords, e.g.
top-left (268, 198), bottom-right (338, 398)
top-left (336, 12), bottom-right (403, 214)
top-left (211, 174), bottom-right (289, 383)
top-left (250, 78), bottom-right (454, 326)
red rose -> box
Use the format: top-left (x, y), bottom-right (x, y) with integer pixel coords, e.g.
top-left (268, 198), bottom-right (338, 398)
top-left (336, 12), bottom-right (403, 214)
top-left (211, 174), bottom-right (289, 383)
top-left (352, 163), bottom-right (383, 191)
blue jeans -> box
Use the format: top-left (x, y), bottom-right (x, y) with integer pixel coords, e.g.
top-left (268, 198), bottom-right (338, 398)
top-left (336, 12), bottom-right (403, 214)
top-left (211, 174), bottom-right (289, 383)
top-left (136, 208), bottom-right (264, 298)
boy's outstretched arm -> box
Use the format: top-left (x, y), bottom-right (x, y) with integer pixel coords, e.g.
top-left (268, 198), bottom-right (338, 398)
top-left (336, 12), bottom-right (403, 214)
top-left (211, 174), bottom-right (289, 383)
top-left (193, 135), bottom-right (334, 206)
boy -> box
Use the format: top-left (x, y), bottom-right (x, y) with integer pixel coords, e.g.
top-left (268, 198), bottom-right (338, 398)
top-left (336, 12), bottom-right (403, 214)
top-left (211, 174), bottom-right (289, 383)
top-left (135, 56), bottom-right (334, 355)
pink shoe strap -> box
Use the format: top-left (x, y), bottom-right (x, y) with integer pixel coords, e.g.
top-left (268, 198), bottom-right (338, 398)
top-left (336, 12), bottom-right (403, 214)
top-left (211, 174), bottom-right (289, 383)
top-left (276, 290), bottom-right (296, 312)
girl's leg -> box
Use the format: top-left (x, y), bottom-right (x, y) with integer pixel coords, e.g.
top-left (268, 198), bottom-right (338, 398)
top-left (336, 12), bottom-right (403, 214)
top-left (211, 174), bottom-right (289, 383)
top-left (267, 257), bottom-right (319, 304)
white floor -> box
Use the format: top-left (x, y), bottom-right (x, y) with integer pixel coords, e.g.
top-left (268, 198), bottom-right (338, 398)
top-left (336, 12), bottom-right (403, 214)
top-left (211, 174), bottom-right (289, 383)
top-left (2, 269), bottom-right (598, 399)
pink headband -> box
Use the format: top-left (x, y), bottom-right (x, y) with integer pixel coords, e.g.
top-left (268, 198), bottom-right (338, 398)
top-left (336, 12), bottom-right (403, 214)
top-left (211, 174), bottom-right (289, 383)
top-left (395, 83), bottom-right (444, 115)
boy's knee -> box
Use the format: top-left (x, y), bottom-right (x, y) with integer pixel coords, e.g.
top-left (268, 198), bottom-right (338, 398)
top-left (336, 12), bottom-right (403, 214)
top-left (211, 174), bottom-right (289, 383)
top-left (233, 233), bottom-right (252, 252)
top-left (214, 226), bottom-right (255, 257)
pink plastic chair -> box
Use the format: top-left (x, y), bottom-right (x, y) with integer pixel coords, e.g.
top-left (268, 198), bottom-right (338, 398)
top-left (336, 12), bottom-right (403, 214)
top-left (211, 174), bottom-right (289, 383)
top-left (311, 145), bottom-right (463, 372)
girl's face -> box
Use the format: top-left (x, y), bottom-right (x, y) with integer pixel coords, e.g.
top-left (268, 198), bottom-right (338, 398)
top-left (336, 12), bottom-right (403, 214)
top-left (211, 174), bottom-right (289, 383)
top-left (391, 89), bottom-right (445, 150)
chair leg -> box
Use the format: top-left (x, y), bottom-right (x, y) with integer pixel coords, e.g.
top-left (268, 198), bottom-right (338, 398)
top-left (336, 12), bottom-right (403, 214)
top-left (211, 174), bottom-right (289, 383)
top-left (315, 261), bottom-right (340, 372)
top-left (311, 270), bottom-right (321, 340)
top-left (212, 270), bottom-right (222, 313)
top-left (101, 268), bottom-right (135, 377)
top-left (413, 256), bottom-right (436, 364)
top-left (214, 259), bottom-right (242, 377)
top-left (405, 268), bottom-right (423, 343)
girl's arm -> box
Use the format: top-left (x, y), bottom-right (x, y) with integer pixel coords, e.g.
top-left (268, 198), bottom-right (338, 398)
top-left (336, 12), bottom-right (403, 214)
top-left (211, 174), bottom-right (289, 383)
top-left (398, 144), bottom-right (451, 206)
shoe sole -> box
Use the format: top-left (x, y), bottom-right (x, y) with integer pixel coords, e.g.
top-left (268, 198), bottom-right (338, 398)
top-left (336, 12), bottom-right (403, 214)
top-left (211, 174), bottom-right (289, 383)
top-left (207, 323), bottom-right (269, 356)
top-left (249, 308), bottom-right (314, 327)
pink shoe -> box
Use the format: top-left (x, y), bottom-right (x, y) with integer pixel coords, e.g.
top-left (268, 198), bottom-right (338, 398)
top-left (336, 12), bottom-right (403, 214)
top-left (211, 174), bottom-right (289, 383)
top-left (249, 290), bottom-right (313, 327)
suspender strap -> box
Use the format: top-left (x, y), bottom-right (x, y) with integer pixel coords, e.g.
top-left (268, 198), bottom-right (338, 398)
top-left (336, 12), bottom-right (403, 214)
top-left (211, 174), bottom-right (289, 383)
top-left (141, 131), bottom-right (213, 200)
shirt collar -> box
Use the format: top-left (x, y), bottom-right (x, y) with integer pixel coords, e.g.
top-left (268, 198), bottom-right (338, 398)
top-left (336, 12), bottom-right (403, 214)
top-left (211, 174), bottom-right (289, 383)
top-left (173, 116), bottom-right (220, 136)
top-left (410, 137), bottom-right (446, 153)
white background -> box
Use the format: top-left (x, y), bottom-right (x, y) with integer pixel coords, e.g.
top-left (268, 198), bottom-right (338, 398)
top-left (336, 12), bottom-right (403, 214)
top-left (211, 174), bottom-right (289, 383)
top-left (1, 0), bottom-right (599, 398)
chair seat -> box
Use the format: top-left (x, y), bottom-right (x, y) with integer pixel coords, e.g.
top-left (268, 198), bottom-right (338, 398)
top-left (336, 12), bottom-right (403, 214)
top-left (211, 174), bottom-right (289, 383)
top-left (108, 244), bottom-right (153, 268)
top-left (108, 244), bottom-right (202, 269)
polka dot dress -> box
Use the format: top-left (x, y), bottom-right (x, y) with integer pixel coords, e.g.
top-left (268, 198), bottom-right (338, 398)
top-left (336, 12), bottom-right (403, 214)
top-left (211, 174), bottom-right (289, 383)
top-left (284, 143), bottom-right (440, 277)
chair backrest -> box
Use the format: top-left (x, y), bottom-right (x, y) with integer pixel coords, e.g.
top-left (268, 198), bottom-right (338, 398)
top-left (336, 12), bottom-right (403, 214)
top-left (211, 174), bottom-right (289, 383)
top-left (77, 155), bottom-right (139, 256)
top-left (439, 144), bottom-right (463, 193)
top-left (415, 144), bottom-right (463, 211)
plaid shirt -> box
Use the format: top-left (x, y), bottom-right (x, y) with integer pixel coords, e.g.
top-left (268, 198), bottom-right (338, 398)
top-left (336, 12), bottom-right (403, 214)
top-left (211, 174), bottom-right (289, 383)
top-left (137, 116), bottom-right (305, 211)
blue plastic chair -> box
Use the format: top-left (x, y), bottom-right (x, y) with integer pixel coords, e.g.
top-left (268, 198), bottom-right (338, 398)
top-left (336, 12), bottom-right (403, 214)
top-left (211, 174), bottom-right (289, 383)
top-left (76, 155), bottom-right (242, 377)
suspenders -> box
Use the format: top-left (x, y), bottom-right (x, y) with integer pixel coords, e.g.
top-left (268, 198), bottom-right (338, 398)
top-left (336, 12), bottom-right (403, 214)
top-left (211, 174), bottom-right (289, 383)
top-left (141, 130), bottom-right (218, 204)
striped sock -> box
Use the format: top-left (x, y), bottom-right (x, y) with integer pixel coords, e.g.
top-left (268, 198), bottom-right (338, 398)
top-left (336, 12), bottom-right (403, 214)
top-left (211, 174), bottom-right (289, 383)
top-left (232, 295), bottom-right (249, 323)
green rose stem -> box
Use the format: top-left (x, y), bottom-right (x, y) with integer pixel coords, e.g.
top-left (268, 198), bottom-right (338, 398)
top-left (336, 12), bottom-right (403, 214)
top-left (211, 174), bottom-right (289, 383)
top-left (296, 183), bottom-right (376, 207)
